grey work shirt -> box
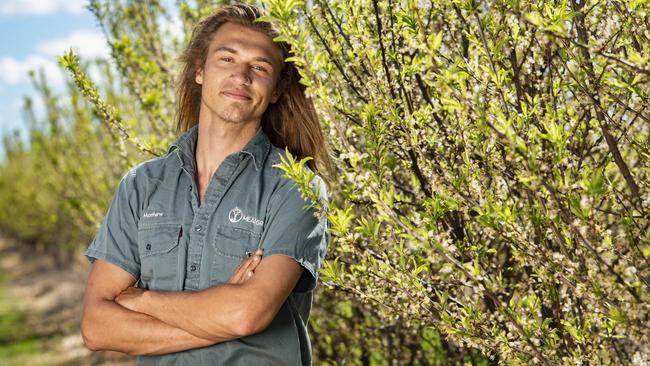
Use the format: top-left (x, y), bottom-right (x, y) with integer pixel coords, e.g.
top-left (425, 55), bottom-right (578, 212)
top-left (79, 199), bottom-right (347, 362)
top-left (84, 124), bottom-right (329, 365)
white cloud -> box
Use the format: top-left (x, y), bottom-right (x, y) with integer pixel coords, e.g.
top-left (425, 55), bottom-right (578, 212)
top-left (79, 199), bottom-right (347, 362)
top-left (0, 0), bottom-right (87, 16)
top-left (0, 55), bottom-right (64, 86)
top-left (36, 31), bottom-right (109, 59)
top-left (0, 30), bottom-right (109, 90)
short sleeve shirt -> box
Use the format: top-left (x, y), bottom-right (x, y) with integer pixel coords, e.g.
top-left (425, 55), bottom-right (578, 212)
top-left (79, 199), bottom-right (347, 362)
top-left (84, 125), bottom-right (330, 365)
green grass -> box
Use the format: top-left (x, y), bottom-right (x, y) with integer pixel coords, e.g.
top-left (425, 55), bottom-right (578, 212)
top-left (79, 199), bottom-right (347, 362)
top-left (0, 310), bottom-right (29, 343)
top-left (0, 339), bottom-right (44, 365)
top-left (0, 256), bottom-right (45, 365)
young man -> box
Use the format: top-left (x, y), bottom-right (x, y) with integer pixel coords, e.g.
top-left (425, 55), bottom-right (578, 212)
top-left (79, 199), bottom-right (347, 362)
top-left (80, 4), bottom-right (330, 365)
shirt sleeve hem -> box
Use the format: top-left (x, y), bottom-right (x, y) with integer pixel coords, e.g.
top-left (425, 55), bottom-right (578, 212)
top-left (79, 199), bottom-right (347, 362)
top-left (263, 249), bottom-right (318, 292)
top-left (85, 249), bottom-right (140, 280)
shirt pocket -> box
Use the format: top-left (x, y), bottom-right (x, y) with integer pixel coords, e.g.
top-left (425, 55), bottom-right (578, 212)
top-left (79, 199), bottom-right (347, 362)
top-left (137, 223), bottom-right (182, 291)
top-left (211, 225), bottom-right (261, 285)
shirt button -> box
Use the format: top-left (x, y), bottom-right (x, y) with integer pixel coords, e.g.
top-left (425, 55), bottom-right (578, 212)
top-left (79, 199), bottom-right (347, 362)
top-left (190, 264), bottom-right (197, 272)
top-left (189, 186), bottom-right (193, 191)
top-left (195, 225), bottom-right (202, 232)
top-left (146, 243), bottom-right (151, 250)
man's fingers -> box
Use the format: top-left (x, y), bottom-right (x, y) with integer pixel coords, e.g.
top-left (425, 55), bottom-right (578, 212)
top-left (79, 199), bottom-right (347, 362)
top-left (233, 257), bottom-right (247, 275)
top-left (230, 258), bottom-right (250, 284)
top-left (228, 249), bottom-right (263, 284)
top-left (234, 249), bottom-right (261, 273)
top-left (240, 250), bottom-right (263, 274)
top-left (237, 250), bottom-right (263, 282)
top-left (248, 251), bottom-right (263, 271)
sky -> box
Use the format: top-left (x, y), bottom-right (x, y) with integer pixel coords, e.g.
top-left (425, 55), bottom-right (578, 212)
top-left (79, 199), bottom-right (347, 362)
top-left (0, 0), bottom-right (113, 160)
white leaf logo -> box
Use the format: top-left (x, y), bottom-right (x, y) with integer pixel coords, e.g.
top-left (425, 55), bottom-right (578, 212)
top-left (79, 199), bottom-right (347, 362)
top-left (229, 207), bottom-right (243, 223)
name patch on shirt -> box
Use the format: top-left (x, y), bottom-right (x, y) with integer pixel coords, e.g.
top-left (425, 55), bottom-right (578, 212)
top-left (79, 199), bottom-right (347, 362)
top-left (228, 207), bottom-right (263, 227)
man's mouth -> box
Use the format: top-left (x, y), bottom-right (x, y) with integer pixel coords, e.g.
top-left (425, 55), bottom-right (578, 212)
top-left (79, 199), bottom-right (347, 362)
top-left (222, 90), bottom-right (252, 100)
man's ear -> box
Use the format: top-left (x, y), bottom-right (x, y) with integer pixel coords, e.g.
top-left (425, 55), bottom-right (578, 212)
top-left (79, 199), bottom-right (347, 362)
top-left (270, 76), bottom-right (285, 104)
top-left (270, 89), bottom-right (280, 104)
top-left (195, 67), bottom-right (204, 85)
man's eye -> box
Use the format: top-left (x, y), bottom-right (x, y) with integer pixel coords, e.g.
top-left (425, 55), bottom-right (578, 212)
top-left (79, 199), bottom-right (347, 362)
top-left (252, 65), bottom-right (267, 72)
top-left (220, 57), bottom-right (233, 62)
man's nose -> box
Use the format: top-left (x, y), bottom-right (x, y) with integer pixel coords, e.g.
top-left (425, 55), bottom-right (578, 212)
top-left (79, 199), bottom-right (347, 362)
top-left (230, 63), bottom-right (252, 85)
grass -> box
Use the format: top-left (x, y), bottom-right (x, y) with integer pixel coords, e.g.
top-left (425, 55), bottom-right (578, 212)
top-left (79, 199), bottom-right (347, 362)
top-left (0, 258), bottom-right (46, 365)
top-left (0, 339), bottom-right (44, 366)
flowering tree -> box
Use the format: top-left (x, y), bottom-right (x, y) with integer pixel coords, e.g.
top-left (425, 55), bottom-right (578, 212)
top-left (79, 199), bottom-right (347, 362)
top-left (270, 0), bottom-right (650, 364)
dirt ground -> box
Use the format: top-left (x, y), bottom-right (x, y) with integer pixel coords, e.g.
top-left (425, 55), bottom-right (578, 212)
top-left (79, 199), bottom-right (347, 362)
top-left (0, 236), bottom-right (133, 366)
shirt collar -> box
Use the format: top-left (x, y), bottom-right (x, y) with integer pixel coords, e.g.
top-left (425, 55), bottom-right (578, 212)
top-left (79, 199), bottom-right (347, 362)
top-left (168, 124), bottom-right (199, 174)
top-left (168, 124), bottom-right (270, 172)
top-left (240, 125), bottom-right (270, 171)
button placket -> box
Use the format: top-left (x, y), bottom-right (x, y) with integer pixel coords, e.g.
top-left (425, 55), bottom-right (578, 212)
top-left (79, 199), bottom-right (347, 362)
top-left (185, 214), bottom-right (207, 290)
top-left (185, 155), bottom-right (248, 290)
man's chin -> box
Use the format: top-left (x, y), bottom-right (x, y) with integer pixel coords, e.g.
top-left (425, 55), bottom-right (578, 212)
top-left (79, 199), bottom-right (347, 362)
top-left (219, 112), bottom-right (255, 125)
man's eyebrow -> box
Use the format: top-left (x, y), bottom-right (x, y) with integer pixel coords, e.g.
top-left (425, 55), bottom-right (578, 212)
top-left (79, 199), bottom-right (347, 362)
top-left (214, 46), bottom-right (276, 66)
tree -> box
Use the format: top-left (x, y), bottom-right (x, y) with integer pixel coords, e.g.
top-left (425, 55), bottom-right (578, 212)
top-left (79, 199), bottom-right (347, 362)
top-left (0, 61), bottom-right (133, 262)
top-left (270, 0), bottom-right (649, 364)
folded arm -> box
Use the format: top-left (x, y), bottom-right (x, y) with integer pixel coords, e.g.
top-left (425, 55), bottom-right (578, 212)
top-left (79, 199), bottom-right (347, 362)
top-left (81, 250), bottom-right (266, 356)
top-left (116, 254), bottom-right (304, 341)
top-left (80, 259), bottom-right (221, 355)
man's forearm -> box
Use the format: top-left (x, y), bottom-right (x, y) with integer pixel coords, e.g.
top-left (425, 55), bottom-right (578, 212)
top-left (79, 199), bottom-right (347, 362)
top-left (82, 298), bottom-right (222, 356)
top-left (137, 283), bottom-right (252, 341)
top-left (119, 255), bottom-right (302, 342)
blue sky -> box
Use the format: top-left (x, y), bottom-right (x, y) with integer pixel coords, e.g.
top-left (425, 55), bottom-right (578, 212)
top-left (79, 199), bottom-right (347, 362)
top-left (0, 0), bottom-right (110, 160)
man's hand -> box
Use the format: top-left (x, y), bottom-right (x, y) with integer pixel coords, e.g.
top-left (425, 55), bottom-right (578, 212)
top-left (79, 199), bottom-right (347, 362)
top-left (115, 248), bottom-right (264, 313)
top-left (228, 248), bottom-right (263, 285)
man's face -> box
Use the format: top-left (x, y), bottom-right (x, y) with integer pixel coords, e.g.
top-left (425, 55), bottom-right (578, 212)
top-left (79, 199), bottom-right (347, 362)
top-left (195, 22), bottom-right (284, 126)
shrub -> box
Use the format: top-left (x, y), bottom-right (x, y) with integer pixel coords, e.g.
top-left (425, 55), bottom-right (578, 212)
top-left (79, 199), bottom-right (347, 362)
top-left (269, 0), bottom-right (650, 363)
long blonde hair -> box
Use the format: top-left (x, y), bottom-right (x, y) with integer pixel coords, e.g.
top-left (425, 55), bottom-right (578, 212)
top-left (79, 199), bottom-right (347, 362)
top-left (176, 4), bottom-right (331, 177)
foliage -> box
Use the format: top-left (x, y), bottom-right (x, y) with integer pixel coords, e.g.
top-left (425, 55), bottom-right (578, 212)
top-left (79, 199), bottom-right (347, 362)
top-left (0, 268), bottom-right (44, 364)
top-left (0, 63), bottom-right (134, 258)
top-left (269, 0), bottom-right (650, 364)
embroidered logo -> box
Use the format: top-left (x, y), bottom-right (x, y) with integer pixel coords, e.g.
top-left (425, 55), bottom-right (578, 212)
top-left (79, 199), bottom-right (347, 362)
top-left (228, 207), bottom-right (263, 226)
top-left (143, 211), bottom-right (164, 218)
top-left (229, 207), bottom-right (243, 223)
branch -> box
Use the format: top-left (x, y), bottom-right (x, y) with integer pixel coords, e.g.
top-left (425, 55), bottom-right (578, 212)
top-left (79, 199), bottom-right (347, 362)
top-left (371, 0), bottom-right (397, 100)
top-left (306, 14), bottom-right (368, 103)
top-left (59, 50), bottom-right (159, 158)
top-left (569, 0), bottom-right (641, 201)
